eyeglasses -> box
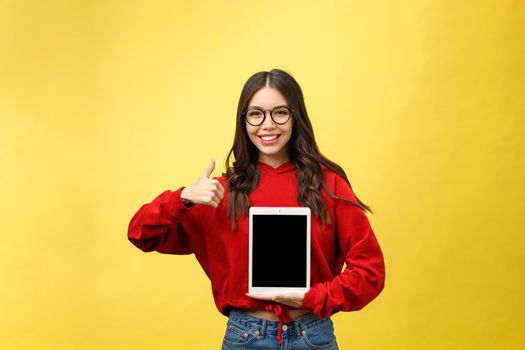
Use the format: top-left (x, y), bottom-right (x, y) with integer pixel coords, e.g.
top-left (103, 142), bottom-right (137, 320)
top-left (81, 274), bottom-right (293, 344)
top-left (242, 105), bottom-right (293, 126)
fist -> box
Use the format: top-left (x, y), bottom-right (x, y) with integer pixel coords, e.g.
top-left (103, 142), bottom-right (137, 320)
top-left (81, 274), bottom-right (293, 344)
top-left (181, 160), bottom-right (225, 208)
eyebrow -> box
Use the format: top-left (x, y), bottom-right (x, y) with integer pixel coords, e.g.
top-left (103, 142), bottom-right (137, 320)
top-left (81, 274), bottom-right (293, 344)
top-left (247, 104), bottom-right (289, 109)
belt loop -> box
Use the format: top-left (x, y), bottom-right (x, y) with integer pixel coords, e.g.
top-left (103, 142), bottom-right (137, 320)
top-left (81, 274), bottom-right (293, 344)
top-left (293, 318), bottom-right (302, 337)
top-left (261, 319), bottom-right (267, 336)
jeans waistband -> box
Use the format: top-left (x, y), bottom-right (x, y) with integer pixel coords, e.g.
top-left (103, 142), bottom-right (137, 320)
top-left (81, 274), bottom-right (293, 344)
top-left (228, 308), bottom-right (332, 337)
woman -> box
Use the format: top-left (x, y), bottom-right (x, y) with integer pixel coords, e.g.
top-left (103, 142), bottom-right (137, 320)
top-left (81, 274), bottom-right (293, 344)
top-left (127, 69), bottom-right (385, 349)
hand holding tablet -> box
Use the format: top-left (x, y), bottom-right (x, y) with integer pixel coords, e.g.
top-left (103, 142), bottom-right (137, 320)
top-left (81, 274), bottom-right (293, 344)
top-left (245, 292), bottom-right (305, 308)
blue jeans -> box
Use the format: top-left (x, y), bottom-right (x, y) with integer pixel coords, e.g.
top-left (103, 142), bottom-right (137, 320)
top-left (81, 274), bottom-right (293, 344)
top-left (221, 309), bottom-right (339, 350)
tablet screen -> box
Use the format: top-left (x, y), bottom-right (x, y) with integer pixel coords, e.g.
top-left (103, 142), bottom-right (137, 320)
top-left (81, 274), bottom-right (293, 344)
top-left (252, 214), bottom-right (307, 287)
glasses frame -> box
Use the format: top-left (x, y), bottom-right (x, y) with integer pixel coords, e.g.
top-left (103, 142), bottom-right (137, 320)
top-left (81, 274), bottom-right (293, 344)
top-left (242, 105), bottom-right (294, 126)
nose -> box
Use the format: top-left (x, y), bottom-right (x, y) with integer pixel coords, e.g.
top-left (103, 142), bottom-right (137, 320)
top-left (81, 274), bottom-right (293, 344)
top-left (261, 110), bottom-right (276, 129)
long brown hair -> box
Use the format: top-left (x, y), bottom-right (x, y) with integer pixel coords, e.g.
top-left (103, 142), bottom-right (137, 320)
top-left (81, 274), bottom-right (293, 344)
top-left (223, 69), bottom-right (372, 229)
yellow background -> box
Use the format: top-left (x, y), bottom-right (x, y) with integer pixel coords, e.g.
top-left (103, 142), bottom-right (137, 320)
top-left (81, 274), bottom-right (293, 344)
top-left (1, 0), bottom-right (524, 349)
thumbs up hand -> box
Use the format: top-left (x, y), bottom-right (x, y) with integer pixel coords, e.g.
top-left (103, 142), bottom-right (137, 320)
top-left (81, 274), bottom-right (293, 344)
top-left (180, 160), bottom-right (225, 208)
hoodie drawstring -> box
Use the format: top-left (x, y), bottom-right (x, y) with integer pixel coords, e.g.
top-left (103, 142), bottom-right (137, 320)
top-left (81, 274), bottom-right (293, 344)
top-left (265, 303), bottom-right (291, 345)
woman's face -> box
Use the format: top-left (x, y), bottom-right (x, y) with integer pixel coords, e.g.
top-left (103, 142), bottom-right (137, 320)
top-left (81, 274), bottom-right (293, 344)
top-left (245, 86), bottom-right (293, 167)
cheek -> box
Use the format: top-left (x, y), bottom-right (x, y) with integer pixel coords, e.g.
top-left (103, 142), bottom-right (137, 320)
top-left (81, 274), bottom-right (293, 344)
top-left (285, 121), bottom-right (293, 136)
top-left (246, 126), bottom-right (258, 143)
top-left (283, 125), bottom-right (293, 139)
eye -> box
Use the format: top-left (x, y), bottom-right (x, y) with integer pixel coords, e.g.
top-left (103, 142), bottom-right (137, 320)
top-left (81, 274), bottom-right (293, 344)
top-left (248, 110), bottom-right (263, 117)
top-left (274, 108), bottom-right (289, 116)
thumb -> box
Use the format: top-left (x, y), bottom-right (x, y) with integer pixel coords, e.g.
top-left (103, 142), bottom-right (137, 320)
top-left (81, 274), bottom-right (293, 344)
top-left (201, 159), bottom-right (215, 178)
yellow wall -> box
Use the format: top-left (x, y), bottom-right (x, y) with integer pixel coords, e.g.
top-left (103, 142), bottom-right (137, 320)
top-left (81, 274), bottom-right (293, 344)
top-left (1, 0), bottom-right (524, 349)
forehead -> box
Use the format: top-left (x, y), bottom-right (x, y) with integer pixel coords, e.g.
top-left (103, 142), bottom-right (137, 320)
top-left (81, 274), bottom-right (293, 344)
top-left (248, 87), bottom-right (288, 108)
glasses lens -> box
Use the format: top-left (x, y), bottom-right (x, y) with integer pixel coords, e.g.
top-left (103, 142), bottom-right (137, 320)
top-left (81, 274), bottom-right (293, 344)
top-left (271, 107), bottom-right (290, 124)
top-left (245, 108), bottom-right (265, 125)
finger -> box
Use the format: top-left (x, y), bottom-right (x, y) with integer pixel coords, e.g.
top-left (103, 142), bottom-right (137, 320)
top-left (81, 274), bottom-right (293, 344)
top-left (274, 297), bottom-right (301, 308)
top-left (273, 294), bottom-right (288, 302)
top-left (211, 179), bottom-right (225, 193)
top-left (217, 182), bottom-right (225, 195)
top-left (210, 194), bottom-right (221, 206)
top-left (212, 186), bottom-right (224, 200)
top-left (201, 159), bottom-right (215, 179)
top-left (280, 293), bottom-right (303, 300)
top-left (275, 294), bottom-right (304, 307)
top-left (196, 194), bottom-right (218, 208)
top-left (245, 293), bottom-right (275, 301)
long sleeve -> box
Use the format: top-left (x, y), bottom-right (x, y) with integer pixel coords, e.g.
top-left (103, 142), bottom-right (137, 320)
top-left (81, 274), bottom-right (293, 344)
top-left (301, 177), bottom-right (386, 318)
top-left (127, 187), bottom-right (197, 254)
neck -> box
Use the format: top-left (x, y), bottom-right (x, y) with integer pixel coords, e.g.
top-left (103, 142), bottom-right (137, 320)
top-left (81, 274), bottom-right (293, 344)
top-left (258, 154), bottom-right (289, 169)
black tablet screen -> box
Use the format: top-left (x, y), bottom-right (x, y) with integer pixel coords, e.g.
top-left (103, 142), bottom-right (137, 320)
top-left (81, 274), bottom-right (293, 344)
top-left (252, 214), bottom-right (307, 287)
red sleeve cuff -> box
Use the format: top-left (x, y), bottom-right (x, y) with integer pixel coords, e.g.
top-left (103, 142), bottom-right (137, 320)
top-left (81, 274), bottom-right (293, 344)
top-left (167, 187), bottom-right (192, 220)
top-left (300, 286), bottom-right (318, 311)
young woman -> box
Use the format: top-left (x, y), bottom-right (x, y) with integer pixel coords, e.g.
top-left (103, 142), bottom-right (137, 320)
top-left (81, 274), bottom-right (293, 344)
top-left (127, 69), bottom-right (385, 349)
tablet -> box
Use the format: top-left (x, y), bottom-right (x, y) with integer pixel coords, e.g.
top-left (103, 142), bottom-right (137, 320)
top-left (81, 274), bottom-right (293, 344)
top-left (248, 207), bottom-right (311, 294)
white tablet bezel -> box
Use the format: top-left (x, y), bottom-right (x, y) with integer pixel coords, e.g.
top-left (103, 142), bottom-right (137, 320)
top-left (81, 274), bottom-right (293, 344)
top-left (248, 206), bottom-right (311, 294)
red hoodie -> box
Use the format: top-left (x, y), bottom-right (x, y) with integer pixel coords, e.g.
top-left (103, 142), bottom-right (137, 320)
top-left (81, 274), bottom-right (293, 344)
top-left (128, 161), bottom-right (385, 321)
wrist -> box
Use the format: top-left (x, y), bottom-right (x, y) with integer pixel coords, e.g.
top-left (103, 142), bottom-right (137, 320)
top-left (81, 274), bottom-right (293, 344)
top-left (180, 188), bottom-right (193, 208)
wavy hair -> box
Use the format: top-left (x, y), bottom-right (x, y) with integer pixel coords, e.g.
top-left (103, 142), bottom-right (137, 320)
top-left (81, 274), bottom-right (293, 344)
top-left (223, 69), bottom-right (372, 229)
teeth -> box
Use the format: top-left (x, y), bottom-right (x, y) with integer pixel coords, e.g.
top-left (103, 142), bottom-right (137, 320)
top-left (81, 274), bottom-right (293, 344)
top-left (261, 135), bottom-right (278, 141)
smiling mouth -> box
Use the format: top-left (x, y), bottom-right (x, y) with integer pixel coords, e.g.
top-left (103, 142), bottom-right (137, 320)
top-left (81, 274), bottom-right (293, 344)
top-left (259, 135), bottom-right (280, 141)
